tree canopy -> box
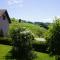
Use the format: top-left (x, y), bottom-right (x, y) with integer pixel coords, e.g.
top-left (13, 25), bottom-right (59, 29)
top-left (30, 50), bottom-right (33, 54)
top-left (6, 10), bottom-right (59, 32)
top-left (45, 18), bottom-right (60, 55)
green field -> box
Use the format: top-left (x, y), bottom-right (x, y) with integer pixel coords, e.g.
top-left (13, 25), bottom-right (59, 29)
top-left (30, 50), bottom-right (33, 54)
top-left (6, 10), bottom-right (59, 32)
top-left (0, 44), bottom-right (55, 60)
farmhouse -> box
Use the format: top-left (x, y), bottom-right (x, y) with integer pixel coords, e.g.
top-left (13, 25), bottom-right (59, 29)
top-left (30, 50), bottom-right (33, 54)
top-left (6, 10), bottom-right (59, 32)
top-left (0, 9), bottom-right (11, 37)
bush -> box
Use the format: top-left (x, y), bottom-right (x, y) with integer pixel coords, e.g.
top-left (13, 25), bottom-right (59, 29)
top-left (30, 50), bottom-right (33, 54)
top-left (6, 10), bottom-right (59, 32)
top-left (0, 37), bottom-right (12, 45)
top-left (10, 28), bottom-right (35, 60)
top-left (32, 40), bottom-right (48, 53)
top-left (45, 19), bottom-right (60, 55)
top-left (45, 18), bottom-right (60, 60)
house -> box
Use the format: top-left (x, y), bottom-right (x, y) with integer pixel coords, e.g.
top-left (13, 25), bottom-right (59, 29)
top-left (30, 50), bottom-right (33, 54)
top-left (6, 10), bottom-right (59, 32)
top-left (0, 9), bottom-right (11, 37)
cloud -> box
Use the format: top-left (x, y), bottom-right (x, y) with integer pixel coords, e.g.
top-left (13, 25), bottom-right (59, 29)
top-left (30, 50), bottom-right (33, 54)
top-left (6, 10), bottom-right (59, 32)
top-left (7, 0), bottom-right (23, 7)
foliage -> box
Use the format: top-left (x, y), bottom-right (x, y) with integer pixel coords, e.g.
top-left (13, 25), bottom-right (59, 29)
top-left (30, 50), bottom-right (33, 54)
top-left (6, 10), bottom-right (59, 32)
top-left (34, 22), bottom-right (50, 29)
top-left (19, 19), bottom-right (21, 22)
top-left (9, 18), bottom-right (47, 38)
top-left (10, 28), bottom-right (35, 60)
top-left (17, 22), bottom-right (46, 37)
top-left (32, 40), bottom-right (48, 53)
top-left (0, 30), bottom-right (12, 45)
top-left (27, 21), bottom-right (33, 24)
top-left (0, 37), bottom-right (12, 45)
top-left (45, 18), bottom-right (60, 55)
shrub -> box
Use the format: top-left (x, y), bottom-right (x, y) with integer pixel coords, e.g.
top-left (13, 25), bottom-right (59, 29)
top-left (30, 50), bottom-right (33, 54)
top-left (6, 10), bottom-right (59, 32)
top-left (0, 29), bottom-right (12, 45)
top-left (45, 19), bottom-right (60, 55)
top-left (0, 37), bottom-right (12, 45)
top-left (45, 18), bottom-right (60, 60)
top-left (10, 28), bottom-right (35, 60)
top-left (32, 40), bottom-right (48, 53)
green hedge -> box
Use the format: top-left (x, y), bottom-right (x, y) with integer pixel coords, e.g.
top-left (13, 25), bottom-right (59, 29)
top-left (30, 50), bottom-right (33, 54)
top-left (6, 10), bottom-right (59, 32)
top-left (32, 40), bottom-right (48, 53)
top-left (0, 37), bottom-right (12, 45)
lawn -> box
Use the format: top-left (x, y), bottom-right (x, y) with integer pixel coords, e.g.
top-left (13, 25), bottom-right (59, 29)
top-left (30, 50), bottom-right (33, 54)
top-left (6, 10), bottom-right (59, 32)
top-left (0, 44), bottom-right (12, 60)
top-left (0, 44), bottom-right (55, 60)
top-left (34, 51), bottom-right (55, 60)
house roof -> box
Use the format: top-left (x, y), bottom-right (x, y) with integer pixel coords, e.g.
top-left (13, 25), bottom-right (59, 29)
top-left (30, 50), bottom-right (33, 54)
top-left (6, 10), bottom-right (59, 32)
top-left (0, 9), bottom-right (11, 23)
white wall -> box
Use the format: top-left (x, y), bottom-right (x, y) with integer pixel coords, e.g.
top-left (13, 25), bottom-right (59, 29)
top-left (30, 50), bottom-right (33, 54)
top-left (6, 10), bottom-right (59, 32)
top-left (0, 15), bottom-right (9, 37)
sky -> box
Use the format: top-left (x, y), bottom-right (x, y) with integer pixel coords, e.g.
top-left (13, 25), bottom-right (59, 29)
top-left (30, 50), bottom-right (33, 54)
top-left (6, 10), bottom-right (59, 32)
top-left (0, 0), bottom-right (60, 23)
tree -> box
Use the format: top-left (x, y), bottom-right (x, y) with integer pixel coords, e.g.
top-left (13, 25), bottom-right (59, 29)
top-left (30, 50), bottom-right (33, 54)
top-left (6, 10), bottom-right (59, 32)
top-left (45, 18), bottom-right (60, 60)
top-left (10, 28), bottom-right (35, 60)
top-left (19, 19), bottom-right (21, 22)
top-left (34, 22), bottom-right (50, 29)
top-left (11, 18), bottom-right (18, 23)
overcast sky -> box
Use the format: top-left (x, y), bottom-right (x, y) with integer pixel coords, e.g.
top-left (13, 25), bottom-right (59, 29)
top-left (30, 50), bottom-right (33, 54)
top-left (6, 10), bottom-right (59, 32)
top-left (0, 0), bottom-right (60, 22)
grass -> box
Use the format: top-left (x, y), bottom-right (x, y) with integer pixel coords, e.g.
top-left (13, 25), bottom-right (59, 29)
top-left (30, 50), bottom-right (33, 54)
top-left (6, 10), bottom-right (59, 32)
top-left (0, 44), bottom-right (55, 60)
top-left (19, 22), bottom-right (46, 37)
top-left (0, 44), bottom-right (12, 60)
top-left (34, 51), bottom-right (55, 60)
top-left (10, 22), bottom-right (46, 37)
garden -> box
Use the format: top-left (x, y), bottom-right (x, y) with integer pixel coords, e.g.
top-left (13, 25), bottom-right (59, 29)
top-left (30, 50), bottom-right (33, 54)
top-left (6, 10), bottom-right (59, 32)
top-left (0, 18), bottom-right (60, 60)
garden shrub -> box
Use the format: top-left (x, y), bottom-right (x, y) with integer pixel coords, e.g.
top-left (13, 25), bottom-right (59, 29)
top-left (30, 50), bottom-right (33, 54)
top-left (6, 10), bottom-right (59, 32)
top-left (45, 19), bottom-right (60, 55)
top-left (45, 18), bottom-right (60, 60)
top-left (0, 37), bottom-right (12, 45)
top-left (32, 40), bottom-right (48, 53)
top-left (9, 28), bottom-right (35, 60)
top-left (0, 29), bottom-right (12, 45)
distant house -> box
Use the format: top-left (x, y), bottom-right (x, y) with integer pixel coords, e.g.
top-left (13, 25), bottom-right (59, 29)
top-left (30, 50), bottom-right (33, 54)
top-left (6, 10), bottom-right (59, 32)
top-left (0, 9), bottom-right (11, 37)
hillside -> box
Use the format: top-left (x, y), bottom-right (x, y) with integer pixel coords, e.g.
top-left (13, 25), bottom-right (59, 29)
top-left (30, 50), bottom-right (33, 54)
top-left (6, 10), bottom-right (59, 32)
top-left (9, 21), bottom-right (47, 38)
